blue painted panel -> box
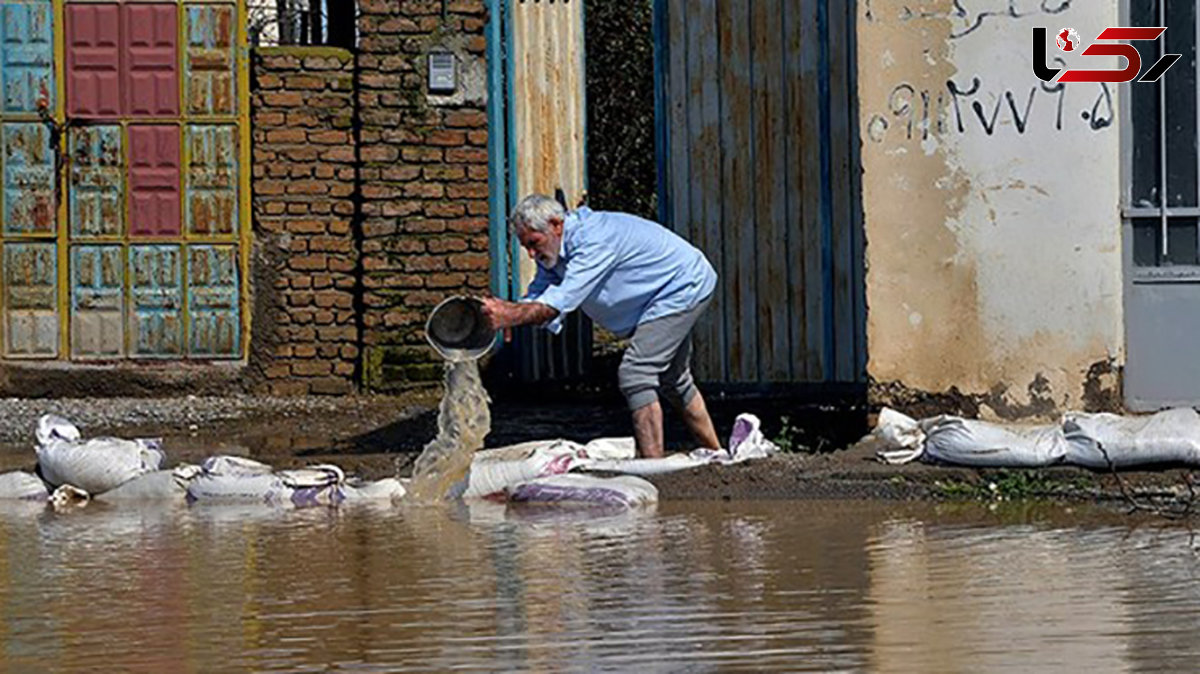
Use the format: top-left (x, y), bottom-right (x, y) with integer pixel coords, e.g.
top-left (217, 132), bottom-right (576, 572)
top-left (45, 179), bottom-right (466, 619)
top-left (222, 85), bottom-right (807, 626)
top-left (129, 244), bottom-right (183, 358)
top-left (70, 245), bottom-right (123, 358)
top-left (3, 122), bottom-right (54, 235)
top-left (69, 125), bottom-right (123, 237)
top-left (185, 124), bottom-right (237, 236)
top-left (187, 244), bottom-right (238, 357)
top-left (3, 242), bottom-right (56, 357)
top-left (184, 4), bottom-right (235, 115)
top-left (1, 1), bottom-right (53, 114)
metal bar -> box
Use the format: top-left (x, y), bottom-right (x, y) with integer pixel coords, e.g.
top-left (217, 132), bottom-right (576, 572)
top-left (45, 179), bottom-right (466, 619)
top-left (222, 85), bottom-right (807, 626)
top-left (238, 0), bottom-right (252, 360)
top-left (55, 0), bottom-right (68, 359)
top-left (1159, 0), bottom-right (1168, 260)
top-left (506, 0), bottom-right (521, 302)
top-left (486, 0), bottom-right (509, 301)
top-left (1193, 0), bottom-right (1199, 262)
top-left (653, 0), bottom-right (670, 227)
top-left (818, 0), bottom-right (834, 380)
top-left (847, 0), bottom-right (866, 381)
top-left (1124, 206), bottom-right (1200, 218)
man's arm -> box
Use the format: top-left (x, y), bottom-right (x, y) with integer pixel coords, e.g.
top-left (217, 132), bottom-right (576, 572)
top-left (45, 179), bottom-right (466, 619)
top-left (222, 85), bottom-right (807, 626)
top-left (480, 297), bottom-right (558, 330)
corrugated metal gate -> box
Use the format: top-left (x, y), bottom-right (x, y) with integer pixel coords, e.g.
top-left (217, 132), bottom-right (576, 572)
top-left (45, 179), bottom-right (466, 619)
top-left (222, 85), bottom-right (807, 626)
top-left (654, 0), bottom-right (865, 386)
top-left (0, 0), bottom-right (249, 361)
top-left (487, 0), bottom-right (592, 382)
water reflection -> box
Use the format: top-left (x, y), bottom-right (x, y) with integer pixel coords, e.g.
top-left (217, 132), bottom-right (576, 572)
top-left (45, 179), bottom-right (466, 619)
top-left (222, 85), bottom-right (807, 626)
top-left (0, 500), bottom-right (1195, 670)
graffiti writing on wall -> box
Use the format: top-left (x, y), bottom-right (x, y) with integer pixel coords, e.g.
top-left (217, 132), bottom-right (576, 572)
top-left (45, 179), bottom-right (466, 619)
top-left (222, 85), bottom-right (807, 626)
top-left (866, 74), bottom-right (1113, 144)
top-left (863, 0), bottom-right (1072, 39)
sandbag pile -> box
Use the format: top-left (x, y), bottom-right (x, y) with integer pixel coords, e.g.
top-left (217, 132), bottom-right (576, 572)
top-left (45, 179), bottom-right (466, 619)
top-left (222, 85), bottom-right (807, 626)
top-left (875, 407), bottom-right (1200, 468)
top-left (0, 412), bottom-right (783, 510)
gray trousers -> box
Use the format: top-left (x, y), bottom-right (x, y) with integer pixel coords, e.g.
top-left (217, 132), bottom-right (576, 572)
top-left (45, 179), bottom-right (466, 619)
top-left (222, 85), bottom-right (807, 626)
top-left (617, 294), bottom-right (713, 411)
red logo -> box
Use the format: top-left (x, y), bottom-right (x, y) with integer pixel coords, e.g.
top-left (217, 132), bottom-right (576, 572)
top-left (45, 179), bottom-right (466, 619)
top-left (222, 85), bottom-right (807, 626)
top-left (1056, 27), bottom-right (1080, 52)
top-left (1033, 27), bottom-right (1181, 83)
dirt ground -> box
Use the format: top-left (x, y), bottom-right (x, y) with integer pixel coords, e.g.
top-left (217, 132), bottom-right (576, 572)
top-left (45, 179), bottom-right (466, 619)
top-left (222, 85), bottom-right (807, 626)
top-left (2, 386), bottom-right (1196, 510)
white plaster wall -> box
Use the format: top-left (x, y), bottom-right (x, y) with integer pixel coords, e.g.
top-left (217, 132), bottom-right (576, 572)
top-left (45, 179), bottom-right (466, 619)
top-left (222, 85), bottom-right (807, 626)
top-left (859, 0), bottom-right (1123, 415)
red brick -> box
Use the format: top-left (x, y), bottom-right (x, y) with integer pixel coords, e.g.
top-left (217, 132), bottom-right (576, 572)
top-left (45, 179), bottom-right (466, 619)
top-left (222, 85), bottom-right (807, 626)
top-left (402, 219), bottom-right (447, 233)
top-left (309, 130), bottom-right (350, 144)
top-left (405, 256), bottom-right (446, 272)
top-left (401, 147), bottom-right (443, 163)
top-left (383, 165), bottom-right (421, 181)
top-left (447, 217), bottom-right (488, 233)
top-left (427, 129), bottom-right (466, 146)
top-left (445, 110), bottom-right (487, 128)
top-left (425, 202), bottom-right (466, 218)
top-left (293, 360), bottom-right (332, 376)
top-left (446, 147), bottom-right (488, 163)
top-left (449, 252), bottom-right (489, 271)
top-left (288, 181), bottom-right (329, 195)
top-left (287, 220), bottom-right (325, 234)
top-left (423, 165), bottom-right (465, 181)
top-left (329, 257), bottom-right (356, 272)
top-left (290, 254), bottom-right (327, 271)
top-left (427, 272), bottom-right (467, 288)
top-left (321, 146), bottom-right (356, 162)
top-left (287, 111), bottom-right (319, 127)
top-left (262, 91), bottom-right (304, 106)
top-left (403, 182), bottom-right (444, 198)
top-left (314, 290), bottom-right (347, 308)
top-left (382, 201), bottom-right (424, 217)
top-left (427, 238), bottom-right (468, 253)
top-left (447, 182), bottom-right (488, 199)
top-left (362, 146), bottom-right (399, 162)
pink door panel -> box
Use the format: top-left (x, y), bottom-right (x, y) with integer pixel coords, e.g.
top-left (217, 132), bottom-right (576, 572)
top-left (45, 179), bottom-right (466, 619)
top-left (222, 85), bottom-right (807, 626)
top-left (65, 3), bottom-right (121, 118)
top-left (123, 4), bottom-right (178, 117)
top-left (128, 125), bottom-right (181, 236)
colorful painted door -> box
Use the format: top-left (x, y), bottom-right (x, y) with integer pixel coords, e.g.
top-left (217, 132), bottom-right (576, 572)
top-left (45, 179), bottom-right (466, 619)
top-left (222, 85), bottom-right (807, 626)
top-left (0, 0), bottom-right (248, 361)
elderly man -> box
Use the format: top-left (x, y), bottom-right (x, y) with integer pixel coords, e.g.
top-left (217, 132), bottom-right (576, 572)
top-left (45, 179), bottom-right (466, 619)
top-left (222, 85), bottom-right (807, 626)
top-left (481, 194), bottom-right (721, 458)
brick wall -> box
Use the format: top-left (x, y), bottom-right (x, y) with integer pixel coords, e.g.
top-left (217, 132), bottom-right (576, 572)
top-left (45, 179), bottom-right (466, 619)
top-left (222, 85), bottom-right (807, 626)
top-left (356, 0), bottom-right (491, 389)
top-left (250, 46), bottom-right (360, 395)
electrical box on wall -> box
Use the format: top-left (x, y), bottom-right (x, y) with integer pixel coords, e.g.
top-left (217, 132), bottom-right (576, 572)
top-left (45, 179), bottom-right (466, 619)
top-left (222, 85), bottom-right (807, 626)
top-left (428, 52), bottom-right (457, 93)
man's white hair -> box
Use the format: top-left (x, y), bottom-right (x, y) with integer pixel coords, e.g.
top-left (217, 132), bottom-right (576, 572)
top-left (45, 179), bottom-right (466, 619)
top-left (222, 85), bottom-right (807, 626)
top-left (509, 194), bottom-right (565, 235)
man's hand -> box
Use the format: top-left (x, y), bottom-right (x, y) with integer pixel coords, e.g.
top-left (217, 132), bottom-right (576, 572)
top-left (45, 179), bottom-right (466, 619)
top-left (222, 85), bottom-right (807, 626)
top-left (480, 297), bottom-right (559, 330)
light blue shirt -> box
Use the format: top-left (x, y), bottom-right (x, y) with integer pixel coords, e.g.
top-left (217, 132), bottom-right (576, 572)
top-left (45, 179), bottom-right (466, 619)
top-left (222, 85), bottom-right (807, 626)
top-left (523, 207), bottom-right (718, 337)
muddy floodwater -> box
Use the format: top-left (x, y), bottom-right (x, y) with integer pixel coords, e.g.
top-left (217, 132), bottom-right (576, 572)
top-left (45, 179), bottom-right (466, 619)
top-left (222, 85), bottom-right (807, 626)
top-left (1, 500), bottom-right (1199, 671)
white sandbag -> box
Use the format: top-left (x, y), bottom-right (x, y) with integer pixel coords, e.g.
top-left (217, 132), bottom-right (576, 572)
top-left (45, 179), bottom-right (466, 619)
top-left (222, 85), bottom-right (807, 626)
top-left (187, 457), bottom-right (345, 506)
top-left (1064, 408), bottom-right (1200, 468)
top-left (874, 408), bottom-right (928, 464)
top-left (727, 413), bottom-right (780, 459)
top-left (342, 477), bottom-right (407, 501)
top-left (580, 453), bottom-right (708, 476)
top-left (95, 465), bottom-right (200, 502)
top-left (35, 415), bottom-right (165, 494)
top-left (0, 471), bottom-right (49, 500)
top-left (508, 474), bottom-right (658, 507)
top-left (578, 415), bottom-right (777, 476)
top-left (920, 416), bottom-right (1069, 467)
top-left (581, 437), bottom-right (637, 460)
top-left (474, 439), bottom-right (583, 463)
top-left (201, 455), bottom-right (274, 476)
top-left (463, 443), bottom-right (581, 499)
